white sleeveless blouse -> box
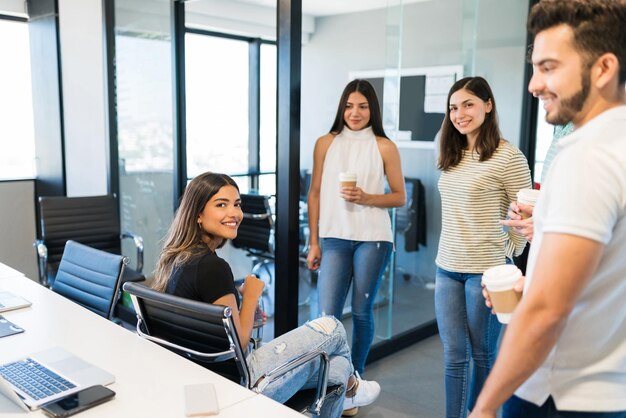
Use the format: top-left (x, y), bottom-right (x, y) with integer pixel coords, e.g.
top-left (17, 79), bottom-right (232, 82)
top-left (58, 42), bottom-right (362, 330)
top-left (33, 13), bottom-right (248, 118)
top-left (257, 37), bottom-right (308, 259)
top-left (318, 126), bottom-right (393, 243)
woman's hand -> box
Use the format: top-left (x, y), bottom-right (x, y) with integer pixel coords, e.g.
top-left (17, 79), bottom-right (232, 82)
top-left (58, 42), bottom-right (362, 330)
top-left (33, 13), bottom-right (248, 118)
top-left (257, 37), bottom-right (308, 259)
top-left (307, 244), bottom-right (321, 270)
top-left (500, 202), bottom-right (535, 242)
top-left (240, 274), bottom-right (264, 301)
top-left (340, 186), bottom-right (370, 205)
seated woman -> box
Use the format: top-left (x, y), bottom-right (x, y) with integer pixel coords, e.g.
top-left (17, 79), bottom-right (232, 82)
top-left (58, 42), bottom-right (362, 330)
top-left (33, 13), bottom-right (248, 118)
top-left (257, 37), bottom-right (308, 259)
top-left (151, 172), bottom-right (380, 418)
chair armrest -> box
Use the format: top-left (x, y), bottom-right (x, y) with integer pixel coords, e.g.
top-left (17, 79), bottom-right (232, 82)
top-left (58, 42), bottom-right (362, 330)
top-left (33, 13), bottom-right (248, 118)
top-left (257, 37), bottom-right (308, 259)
top-left (121, 232), bottom-right (144, 273)
top-left (242, 212), bottom-right (271, 220)
top-left (34, 240), bottom-right (49, 287)
top-left (134, 317), bottom-right (236, 363)
top-left (251, 349), bottom-right (330, 415)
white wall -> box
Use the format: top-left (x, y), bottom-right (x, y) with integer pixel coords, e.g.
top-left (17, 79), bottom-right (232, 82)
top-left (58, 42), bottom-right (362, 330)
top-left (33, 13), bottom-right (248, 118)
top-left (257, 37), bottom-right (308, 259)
top-left (58, 0), bottom-right (108, 196)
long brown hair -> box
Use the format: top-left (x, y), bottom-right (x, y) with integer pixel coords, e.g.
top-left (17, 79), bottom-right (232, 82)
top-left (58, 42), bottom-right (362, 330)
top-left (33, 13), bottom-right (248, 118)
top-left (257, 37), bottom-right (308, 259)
top-left (152, 172), bottom-right (239, 292)
top-left (438, 76), bottom-right (501, 171)
top-left (330, 79), bottom-right (388, 138)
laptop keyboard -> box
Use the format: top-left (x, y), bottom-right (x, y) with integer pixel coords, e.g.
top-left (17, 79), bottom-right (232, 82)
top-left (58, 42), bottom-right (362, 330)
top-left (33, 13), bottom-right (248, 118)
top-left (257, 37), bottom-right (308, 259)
top-left (0, 358), bottom-right (76, 400)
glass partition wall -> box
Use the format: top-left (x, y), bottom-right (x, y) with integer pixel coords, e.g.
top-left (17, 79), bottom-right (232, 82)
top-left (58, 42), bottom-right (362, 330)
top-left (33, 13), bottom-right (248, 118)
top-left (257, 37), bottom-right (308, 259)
top-left (299, 0), bottom-right (529, 355)
top-left (121, 0), bottom-right (531, 359)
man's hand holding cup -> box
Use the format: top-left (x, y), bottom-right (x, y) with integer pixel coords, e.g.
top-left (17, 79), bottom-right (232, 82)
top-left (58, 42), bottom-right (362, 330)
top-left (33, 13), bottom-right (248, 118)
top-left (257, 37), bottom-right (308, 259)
top-left (481, 265), bottom-right (526, 323)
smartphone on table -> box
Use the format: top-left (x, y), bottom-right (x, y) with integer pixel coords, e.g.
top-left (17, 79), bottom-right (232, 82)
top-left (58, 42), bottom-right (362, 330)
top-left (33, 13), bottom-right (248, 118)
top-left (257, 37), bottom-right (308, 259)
top-left (41, 385), bottom-right (115, 417)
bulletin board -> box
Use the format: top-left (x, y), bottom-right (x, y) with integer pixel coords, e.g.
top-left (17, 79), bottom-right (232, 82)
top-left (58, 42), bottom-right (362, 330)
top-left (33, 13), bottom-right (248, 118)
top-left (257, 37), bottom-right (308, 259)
top-left (349, 65), bottom-right (463, 146)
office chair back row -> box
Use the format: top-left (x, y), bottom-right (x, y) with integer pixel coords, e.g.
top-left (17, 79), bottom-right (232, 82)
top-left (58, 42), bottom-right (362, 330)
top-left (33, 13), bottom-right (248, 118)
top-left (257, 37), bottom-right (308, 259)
top-left (36, 194), bottom-right (144, 287)
top-left (51, 240), bottom-right (126, 320)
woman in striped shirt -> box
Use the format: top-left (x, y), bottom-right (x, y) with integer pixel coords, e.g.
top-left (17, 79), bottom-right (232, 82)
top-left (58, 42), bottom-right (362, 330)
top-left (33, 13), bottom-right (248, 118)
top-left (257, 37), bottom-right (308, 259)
top-left (435, 77), bottom-right (531, 418)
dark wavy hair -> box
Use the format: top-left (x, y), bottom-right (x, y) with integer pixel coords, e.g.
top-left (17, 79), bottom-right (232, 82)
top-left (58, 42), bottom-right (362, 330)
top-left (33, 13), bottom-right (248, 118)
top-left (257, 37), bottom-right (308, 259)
top-left (528, 0), bottom-right (626, 84)
top-left (153, 172), bottom-right (239, 292)
top-left (438, 76), bottom-right (501, 171)
top-left (330, 79), bottom-right (388, 138)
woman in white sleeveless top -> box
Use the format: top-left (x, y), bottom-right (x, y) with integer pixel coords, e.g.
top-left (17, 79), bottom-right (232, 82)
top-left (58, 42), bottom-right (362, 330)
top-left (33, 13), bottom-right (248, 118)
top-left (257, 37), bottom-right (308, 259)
top-left (307, 80), bottom-right (405, 413)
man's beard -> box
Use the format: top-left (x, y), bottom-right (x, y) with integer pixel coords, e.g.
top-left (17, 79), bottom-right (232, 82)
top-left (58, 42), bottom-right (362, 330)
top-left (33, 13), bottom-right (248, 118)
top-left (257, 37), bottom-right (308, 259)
top-left (546, 67), bottom-right (591, 126)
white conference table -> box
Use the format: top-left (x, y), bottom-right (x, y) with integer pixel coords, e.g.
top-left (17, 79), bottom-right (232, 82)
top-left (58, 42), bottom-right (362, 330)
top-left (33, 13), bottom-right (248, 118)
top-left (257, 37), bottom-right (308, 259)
top-left (0, 264), bottom-right (303, 417)
top-left (0, 263), bottom-right (24, 280)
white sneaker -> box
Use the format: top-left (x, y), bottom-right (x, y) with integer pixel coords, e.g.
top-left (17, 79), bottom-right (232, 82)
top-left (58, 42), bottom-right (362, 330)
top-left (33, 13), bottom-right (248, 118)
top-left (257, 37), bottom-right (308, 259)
top-left (343, 372), bottom-right (381, 410)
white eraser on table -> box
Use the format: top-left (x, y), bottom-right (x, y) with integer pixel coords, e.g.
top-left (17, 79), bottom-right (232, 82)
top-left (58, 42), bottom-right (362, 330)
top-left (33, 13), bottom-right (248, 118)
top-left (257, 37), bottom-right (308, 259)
top-left (184, 383), bottom-right (219, 416)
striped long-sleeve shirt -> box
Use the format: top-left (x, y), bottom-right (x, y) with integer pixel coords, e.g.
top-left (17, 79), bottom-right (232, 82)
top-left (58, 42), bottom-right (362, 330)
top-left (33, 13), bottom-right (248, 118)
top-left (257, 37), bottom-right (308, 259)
top-left (436, 141), bottom-right (531, 273)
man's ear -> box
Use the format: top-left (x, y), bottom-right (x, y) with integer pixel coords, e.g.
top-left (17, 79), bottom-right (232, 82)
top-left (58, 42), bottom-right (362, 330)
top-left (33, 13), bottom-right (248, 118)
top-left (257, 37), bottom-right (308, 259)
top-left (593, 52), bottom-right (620, 90)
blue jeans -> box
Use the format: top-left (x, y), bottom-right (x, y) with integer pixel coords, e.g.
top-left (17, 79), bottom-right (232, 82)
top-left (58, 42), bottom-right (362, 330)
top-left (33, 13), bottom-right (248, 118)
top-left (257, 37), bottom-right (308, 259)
top-left (504, 395), bottom-right (626, 418)
top-left (435, 267), bottom-right (502, 418)
top-left (317, 238), bottom-right (393, 374)
top-left (247, 316), bottom-right (353, 418)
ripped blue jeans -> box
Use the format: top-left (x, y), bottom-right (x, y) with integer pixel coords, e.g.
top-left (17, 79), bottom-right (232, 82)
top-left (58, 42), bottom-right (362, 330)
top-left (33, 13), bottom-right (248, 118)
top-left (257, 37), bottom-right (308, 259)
top-left (246, 316), bottom-right (353, 418)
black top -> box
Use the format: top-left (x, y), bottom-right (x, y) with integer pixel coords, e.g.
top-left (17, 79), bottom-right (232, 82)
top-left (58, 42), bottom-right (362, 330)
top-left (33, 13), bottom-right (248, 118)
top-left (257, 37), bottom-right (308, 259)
top-left (166, 251), bottom-right (240, 307)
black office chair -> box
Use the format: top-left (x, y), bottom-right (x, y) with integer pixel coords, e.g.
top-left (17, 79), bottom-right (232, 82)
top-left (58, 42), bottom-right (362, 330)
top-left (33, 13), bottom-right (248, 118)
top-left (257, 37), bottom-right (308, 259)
top-left (35, 194), bottom-right (145, 324)
top-left (231, 193), bottom-right (275, 315)
top-left (231, 193), bottom-right (274, 258)
top-left (52, 240), bottom-right (126, 320)
top-left (123, 282), bottom-right (340, 416)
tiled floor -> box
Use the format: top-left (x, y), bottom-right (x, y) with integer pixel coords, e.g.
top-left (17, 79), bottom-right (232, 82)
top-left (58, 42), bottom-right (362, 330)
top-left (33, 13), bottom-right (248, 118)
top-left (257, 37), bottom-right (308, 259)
top-left (355, 336), bottom-right (445, 417)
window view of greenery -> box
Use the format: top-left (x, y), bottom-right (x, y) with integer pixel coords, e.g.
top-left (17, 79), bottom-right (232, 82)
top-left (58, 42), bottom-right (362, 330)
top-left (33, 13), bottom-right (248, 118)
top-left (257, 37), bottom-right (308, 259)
top-left (0, 19), bottom-right (36, 180)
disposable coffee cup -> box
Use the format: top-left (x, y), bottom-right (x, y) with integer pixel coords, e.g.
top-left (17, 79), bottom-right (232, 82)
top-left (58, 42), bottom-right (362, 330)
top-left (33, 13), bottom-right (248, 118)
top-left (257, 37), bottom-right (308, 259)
top-left (482, 265), bottom-right (522, 324)
top-left (339, 172), bottom-right (357, 188)
top-left (517, 189), bottom-right (540, 219)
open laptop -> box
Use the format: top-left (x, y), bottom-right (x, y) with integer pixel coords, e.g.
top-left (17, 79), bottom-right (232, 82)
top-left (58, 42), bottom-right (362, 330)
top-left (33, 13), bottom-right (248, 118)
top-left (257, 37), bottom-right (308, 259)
top-left (0, 291), bottom-right (31, 313)
top-left (0, 347), bottom-right (115, 411)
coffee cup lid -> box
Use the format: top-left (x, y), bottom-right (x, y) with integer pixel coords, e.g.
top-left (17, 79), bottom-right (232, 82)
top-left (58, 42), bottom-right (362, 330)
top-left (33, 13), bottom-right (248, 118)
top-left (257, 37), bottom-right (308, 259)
top-left (517, 189), bottom-right (540, 204)
top-left (482, 264), bottom-right (522, 290)
top-left (339, 172), bottom-right (357, 181)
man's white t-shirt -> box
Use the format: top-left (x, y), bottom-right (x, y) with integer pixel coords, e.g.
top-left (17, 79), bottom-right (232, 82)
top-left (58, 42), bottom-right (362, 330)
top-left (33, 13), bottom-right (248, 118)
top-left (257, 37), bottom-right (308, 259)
top-left (517, 105), bottom-right (626, 411)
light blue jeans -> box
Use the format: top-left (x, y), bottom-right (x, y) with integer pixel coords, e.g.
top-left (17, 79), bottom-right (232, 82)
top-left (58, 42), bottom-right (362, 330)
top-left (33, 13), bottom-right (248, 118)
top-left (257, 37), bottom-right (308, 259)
top-left (317, 238), bottom-right (393, 374)
top-left (435, 267), bottom-right (502, 418)
top-left (247, 316), bottom-right (353, 418)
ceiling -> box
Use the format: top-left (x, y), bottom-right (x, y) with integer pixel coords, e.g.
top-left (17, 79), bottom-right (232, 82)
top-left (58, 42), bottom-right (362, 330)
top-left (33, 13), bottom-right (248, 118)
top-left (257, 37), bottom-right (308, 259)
top-left (231, 0), bottom-right (432, 17)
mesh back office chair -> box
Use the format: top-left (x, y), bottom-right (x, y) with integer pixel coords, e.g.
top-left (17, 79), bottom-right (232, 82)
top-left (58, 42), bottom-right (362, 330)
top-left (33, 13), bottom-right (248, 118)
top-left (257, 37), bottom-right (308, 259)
top-left (36, 194), bottom-right (145, 323)
top-left (52, 240), bottom-right (126, 320)
top-left (123, 282), bottom-right (339, 416)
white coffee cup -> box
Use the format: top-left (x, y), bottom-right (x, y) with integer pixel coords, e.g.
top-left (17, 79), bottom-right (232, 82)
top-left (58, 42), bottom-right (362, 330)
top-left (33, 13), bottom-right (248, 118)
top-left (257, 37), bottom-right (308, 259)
top-left (339, 172), bottom-right (357, 188)
top-left (517, 189), bottom-right (540, 218)
top-left (482, 264), bottom-right (523, 324)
